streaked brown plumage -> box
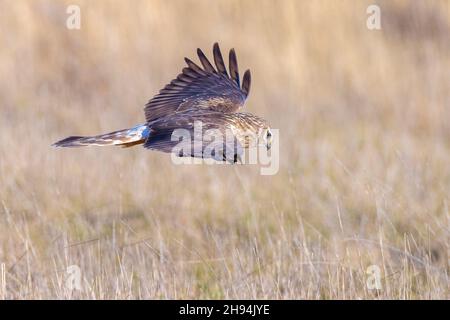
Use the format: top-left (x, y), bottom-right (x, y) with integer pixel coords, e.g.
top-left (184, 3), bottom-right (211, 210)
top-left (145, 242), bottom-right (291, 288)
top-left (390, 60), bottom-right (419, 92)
top-left (53, 43), bottom-right (272, 163)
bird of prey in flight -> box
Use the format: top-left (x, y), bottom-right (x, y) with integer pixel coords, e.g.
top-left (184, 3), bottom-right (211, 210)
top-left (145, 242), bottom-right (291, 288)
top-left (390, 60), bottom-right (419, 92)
top-left (53, 43), bottom-right (272, 163)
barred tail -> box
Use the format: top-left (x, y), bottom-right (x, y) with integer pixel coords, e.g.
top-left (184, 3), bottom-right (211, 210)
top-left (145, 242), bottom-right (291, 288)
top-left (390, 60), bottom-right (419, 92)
top-left (53, 124), bottom-right (149, 148)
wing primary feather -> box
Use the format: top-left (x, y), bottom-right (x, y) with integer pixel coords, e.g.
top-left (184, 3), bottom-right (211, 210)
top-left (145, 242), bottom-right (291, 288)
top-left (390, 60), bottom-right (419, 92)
top-left (184, 58), bottom-right (207, 75)
top-left (170, 79), bottom-right (190, 87)
top-left (182, 67), bottom-right (199, 78)
top-left (150, 96), bottom-right (184, 102)
top-left (228, 48), bottom-right (240, 87)
top-left (242, 69), bottom-right (251, 97)
top-left (177, 74), bottom-right (194, 82)
top-left (213, 43), bottom-right (228, 76)
top-left (159, 88), bottom-right (185, 94)
top-left (197, 48), bottom-right (216, 73)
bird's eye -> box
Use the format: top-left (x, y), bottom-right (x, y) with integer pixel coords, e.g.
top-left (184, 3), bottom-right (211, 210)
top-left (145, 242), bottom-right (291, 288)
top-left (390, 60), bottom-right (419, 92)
top-left (266, 130), bottom-right (272, 139)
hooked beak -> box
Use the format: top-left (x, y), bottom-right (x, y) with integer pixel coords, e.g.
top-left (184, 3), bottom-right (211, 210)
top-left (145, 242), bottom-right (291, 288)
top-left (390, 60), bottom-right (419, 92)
top-left (258, 143), bottom-right (271, 150)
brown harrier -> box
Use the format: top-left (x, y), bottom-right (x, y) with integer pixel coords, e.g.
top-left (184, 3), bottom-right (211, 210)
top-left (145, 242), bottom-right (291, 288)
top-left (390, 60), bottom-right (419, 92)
top-left (53, 43), bottom-right (272, 163)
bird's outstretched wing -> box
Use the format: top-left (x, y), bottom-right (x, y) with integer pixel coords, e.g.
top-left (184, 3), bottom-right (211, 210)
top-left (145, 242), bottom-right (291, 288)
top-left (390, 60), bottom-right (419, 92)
top-left (144, 110), bottom-right (244, 163)
top-left (144, 43), bottom-right (251, 122)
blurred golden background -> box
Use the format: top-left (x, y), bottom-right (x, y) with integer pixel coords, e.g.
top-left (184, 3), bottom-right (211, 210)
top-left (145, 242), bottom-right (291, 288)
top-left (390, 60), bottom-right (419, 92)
top-left (0, 0), bottom-right (449, 298)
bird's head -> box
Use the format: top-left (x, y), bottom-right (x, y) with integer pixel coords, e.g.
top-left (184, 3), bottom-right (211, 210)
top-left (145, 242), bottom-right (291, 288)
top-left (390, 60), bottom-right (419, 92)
top-left (259, 126), bottom-right (273, 151)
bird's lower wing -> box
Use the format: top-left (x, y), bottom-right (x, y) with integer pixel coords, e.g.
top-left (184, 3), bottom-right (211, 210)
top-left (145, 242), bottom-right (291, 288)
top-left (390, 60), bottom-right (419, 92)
top-left (144, 115), bottom-right (243, 163)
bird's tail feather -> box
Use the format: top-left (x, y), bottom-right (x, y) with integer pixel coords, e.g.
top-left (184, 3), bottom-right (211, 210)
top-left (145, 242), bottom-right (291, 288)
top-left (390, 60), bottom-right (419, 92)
top-left (53, 124), bottom-right (149, 148)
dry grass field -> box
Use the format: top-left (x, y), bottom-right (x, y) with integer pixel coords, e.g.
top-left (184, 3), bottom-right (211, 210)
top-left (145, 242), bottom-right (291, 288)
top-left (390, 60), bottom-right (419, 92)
top-left (0, 0), bottom-right (449, 299)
